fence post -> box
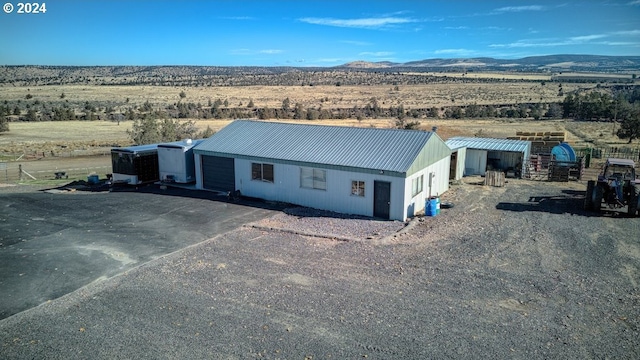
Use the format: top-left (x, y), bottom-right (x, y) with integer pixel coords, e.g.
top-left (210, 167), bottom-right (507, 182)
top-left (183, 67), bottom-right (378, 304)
top-left (18, 164), bottom-right (22, 181)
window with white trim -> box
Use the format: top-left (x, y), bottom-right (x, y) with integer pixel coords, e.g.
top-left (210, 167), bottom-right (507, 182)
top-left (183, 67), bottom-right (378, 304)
top-left (300, 167), bottom-right (326, 190)
top-left (351, 180), bottom-right (365, 196)
top-left (251, 163), bottom-right (274, 182)
top-left (411, 174), bottom-right (423, 196)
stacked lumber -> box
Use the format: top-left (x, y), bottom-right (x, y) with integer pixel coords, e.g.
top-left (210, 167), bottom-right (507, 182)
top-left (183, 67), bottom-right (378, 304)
top-left (507, 131), bottom-right (567, 153)
top-left (484, 171), bottom-right (505, 187)
top-left (509, 131), bottom-right (566, 140)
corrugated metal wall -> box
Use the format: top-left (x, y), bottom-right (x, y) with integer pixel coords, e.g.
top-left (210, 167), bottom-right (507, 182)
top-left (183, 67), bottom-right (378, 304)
top-left (465, 149), bottom-right (488, 175)
top-left (233, 158), bottom-right (408, 220)
top-left (406, 132), bottom-right (452, 177)
top-left (451, 147), bottom-right (466, 181)
top-left (402, 156), bottom-right (450, 218)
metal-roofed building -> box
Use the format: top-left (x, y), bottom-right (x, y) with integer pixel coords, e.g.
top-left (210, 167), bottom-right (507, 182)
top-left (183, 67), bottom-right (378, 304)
top-left (445, 137), bottom-right (531, 177)
top-left (157, 139), bottom-right (205, 184)
top-left (111, 143), bottom-right (161, 185)
top-left (194, 120), bottom-right (452, 221)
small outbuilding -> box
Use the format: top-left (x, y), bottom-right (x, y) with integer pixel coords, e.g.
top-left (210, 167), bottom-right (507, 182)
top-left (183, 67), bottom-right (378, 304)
top-left (157, 139), bottom-right (204, 183)
top-left (111, 144), bottom-right (160, 185)
top-left (445, 137), bottom-right (531, 177)
top-left (193, 120), bottom-right (452, 221)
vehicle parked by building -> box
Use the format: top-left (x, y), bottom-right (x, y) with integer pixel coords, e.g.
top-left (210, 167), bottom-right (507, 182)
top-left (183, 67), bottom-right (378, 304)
top-left (584, 158), bottom-right (639, 216)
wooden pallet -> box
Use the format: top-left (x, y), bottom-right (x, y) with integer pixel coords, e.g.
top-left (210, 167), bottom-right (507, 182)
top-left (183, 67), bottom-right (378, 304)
top-left (484, 171), bottom-right (505, 187)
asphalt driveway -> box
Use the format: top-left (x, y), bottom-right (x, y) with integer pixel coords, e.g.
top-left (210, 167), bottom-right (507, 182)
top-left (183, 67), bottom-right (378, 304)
top-left (0, 184), bottom-right (277, 320)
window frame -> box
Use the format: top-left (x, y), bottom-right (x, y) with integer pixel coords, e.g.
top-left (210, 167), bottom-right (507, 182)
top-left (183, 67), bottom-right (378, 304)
top-left (300, 167), bottom-right (327, 190)
top-left (251, 162), bottom-right (274, 183)
top-left (411, 174), bottom-right (424, 197)
top-left (351, 180), bottom-right (365, 197)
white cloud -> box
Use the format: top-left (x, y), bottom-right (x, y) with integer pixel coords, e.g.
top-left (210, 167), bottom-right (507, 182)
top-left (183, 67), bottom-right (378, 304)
top-left (315, 58), bottom-right (345, 63)
top-left (601, 41), bottom-right (640, 46)
top-left (628, 1), bottom-right (640, 5)
top-left (340, 40), bottom-right (372, 46)
top-left (613, 30), bottom-right (640, 36)
top-left (570, 34), bottom-right (607, 42)
top-left (483, 26), bottom-right (509, 31)
top-left (492, 29), bottom-right (640, 49)
top-left (493, 5), bottom-right (545, 13)
top-left (359, 51), bottom-right (394, 57)
top-left (444, 26), bottom-right (469, 30)
top-left (229, 49), bottom-right (283, 55)
top-left (298, 16), bottom-right (416, 29)
top-left (259, 49), bottom-right (283, 54)
top-left (434, 49), bottom-right (475, 56)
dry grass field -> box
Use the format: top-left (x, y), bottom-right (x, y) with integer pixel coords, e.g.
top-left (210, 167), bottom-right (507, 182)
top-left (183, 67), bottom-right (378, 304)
top-left (403, 71), bottom-right (553, 81)
top-left (0, 117), bottom-right (629, 159)
top-left (0, 78), bottom-right (635, 166)
top-left (0, 82), bottom-right (585, 111)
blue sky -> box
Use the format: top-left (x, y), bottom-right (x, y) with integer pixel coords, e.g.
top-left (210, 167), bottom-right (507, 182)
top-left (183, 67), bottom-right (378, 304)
top-left (1, 0), bottom-right (639, 66)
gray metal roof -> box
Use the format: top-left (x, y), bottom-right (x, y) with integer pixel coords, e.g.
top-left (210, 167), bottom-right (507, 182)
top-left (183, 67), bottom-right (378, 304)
top-left (113, 139), bottom-right (204, 154)
top-left (606, 158), bottom-right (636, 167)
top-left (194, 120), bottom-right (441, 173)
top-left (111, 143), bottom-right (159, 154)
top-left (157, 139), bottom-right (205, 150)
top-left (445, 137), bottom-right (531, 153)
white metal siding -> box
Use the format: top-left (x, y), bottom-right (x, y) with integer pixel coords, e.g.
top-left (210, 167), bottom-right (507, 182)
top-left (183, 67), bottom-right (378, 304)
top-left (402, 156), bottom-right (450, 218)
top-left (234, 158), bottom-right (406, 220)
top-left (465, 149), bottom-right (488, 175)
top-left (452, 147), bottom-right (466, 181)
top-left (158, 147), bottom-right (189, 183)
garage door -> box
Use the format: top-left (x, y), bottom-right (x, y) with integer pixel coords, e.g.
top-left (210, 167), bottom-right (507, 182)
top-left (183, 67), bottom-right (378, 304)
top-left (202, 156), bottom-right (235, 192)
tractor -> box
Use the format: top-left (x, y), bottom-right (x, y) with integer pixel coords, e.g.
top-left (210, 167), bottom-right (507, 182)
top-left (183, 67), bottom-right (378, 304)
top-left (584, 158), bottom-right (639, 216)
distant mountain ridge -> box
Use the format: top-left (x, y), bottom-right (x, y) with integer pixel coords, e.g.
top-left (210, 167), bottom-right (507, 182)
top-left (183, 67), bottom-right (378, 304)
top-left (1, 54), bottom-right (638, 86)
top-left (339, 54), bottom-right (640, 72)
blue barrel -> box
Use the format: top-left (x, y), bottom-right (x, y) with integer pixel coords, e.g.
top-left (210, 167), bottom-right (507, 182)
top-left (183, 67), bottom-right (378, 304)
top-left (87, 174), bottom-right (99, 184)
top-left (425, 197), bottom-right (439, 217)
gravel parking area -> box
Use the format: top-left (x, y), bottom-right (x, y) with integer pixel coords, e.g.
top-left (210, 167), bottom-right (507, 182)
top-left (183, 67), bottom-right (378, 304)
top-left (251, 207), bottom-right (407, 241)
top-left (0, 179), bottom-right (638, 359)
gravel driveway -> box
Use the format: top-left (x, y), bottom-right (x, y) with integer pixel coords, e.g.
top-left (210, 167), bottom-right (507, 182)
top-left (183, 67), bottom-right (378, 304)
top-left (0, 179), bottom-right (638, 359)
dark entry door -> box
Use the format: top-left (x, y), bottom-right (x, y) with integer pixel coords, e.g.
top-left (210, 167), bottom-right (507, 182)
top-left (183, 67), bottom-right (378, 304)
top-left (373, 181), bottom-right (391, 219)
top-left (449, 151), bottom-right (457, 180)
top-left (202, 156), bottom-right (235, 192)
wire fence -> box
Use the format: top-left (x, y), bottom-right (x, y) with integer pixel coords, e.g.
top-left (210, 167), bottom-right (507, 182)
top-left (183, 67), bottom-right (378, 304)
top-left (574, 146), bottom-right (640, 161)
top-left (0, 161), bottom-right (111, 183)
top-left (0, 148), bottom-right (112, 162)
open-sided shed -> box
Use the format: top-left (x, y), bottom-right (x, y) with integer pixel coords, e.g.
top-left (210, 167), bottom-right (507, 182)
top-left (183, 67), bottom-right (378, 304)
top-left (194, 120), bottom-right (452, 221)
top-left (445, 137), bottom-right (531, 177)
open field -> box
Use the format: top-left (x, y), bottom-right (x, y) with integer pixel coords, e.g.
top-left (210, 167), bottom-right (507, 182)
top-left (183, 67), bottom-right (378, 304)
top-left (0, 82), bottom-right (587, 111)
top-left (1, 79), bottom-right (638, 180)
top-left (2, 117), bottom-right (638, 184)
top-left (0, 117), bottom-right (633, 156)
top-left (403, 71), bottom-right (554, 81)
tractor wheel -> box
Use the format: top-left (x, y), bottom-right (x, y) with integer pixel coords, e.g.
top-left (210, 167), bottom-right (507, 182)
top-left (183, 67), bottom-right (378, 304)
top-left (584, 180), bottom-right (595, 211)
top-left (593, 185), bottom-right (603, 212)
top-left (629, 186), bottom-right (639, 217)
